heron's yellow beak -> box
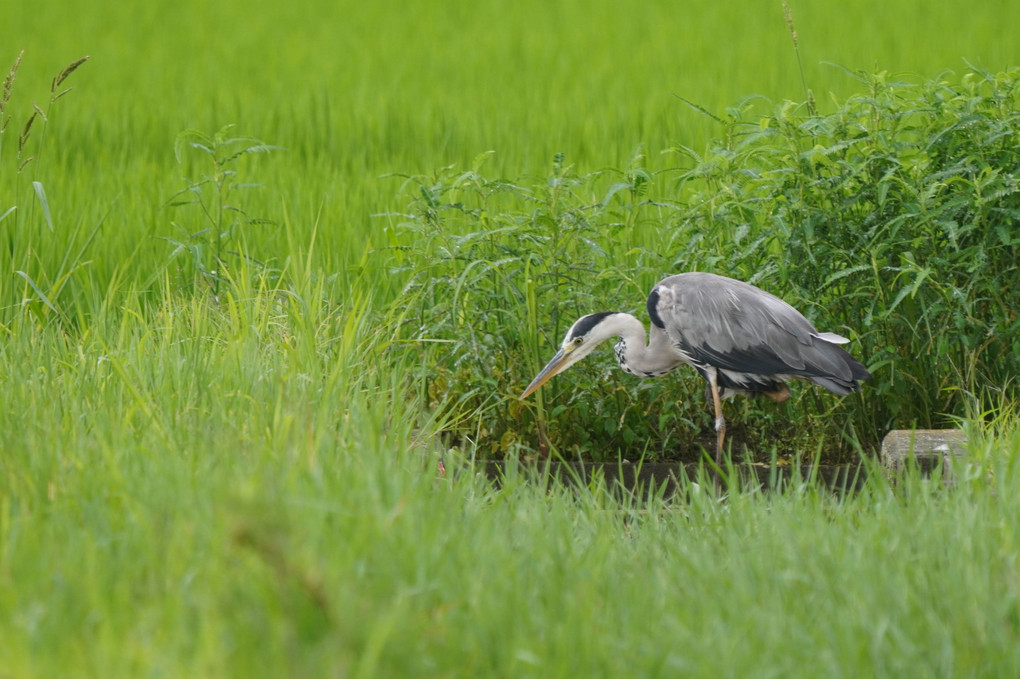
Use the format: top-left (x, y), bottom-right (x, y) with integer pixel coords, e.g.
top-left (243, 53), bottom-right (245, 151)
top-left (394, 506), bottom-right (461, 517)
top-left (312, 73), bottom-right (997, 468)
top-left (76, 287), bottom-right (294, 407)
top-left (519, 347), bottom-right (571, 399)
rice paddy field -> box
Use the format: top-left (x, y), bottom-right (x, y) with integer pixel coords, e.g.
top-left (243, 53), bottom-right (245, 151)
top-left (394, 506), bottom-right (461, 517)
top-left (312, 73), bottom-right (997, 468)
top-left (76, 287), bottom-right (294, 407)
top-left (3, 0), bottom-right (1020, 676)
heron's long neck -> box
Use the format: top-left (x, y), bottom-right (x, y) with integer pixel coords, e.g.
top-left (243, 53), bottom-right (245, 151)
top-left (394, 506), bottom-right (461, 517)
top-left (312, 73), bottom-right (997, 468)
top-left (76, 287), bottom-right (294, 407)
top-left (602, 313), bottom-right (684, 378)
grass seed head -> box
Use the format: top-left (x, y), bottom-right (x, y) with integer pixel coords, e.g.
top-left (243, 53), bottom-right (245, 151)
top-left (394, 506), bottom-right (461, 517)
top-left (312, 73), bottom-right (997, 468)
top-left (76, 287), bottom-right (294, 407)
top-left (2, 49), bottom-right (24, 108)
top-left (782, 1), bottom-right (798, 48)
top-left (18, 109), bottom-right (37, 154)
top-left (51, 55), bottom-right (90, 92)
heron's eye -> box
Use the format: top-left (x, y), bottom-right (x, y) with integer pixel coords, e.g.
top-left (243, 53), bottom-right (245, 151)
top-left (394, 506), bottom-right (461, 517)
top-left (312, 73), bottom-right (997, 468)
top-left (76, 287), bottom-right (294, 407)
top-left (572, 337), bottom-right (583, 346)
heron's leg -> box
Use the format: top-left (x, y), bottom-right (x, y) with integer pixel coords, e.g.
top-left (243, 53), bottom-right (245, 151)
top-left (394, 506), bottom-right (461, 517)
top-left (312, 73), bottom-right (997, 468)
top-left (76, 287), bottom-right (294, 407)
top-left (706, 368), bottom-right (726, 467)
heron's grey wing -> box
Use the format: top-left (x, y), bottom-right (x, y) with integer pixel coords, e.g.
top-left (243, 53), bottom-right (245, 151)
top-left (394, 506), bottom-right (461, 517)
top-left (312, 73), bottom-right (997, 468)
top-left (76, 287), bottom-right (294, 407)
top-left (651, 273), bottom-right (857, 382)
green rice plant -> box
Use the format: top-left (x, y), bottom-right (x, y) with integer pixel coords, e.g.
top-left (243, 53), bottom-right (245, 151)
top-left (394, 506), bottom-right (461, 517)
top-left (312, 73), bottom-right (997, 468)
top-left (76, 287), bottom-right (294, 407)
top-left (163, 125), bottom-right (281, 296)
top-left (4, 355), bottom-right (1020, 678)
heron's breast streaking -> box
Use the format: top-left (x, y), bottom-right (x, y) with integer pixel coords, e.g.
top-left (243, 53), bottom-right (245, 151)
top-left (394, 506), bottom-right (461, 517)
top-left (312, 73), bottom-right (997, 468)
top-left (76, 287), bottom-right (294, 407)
top-left (614, 339), bottom-right (674, 378)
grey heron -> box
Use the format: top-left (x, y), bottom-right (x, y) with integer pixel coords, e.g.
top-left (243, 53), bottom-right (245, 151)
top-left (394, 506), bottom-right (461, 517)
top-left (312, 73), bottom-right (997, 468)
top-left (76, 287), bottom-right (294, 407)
top-left (519, 272), bottom-right (871, 465)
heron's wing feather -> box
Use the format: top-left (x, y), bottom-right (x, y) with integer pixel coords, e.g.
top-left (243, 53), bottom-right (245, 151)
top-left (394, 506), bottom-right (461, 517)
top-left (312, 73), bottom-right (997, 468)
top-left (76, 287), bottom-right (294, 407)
top-left (653, 274), bottom-right (857, 382)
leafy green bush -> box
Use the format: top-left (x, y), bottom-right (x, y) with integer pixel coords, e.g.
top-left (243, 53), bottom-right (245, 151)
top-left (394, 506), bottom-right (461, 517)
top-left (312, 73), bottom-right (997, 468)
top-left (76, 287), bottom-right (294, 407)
top-left (672, 65), bottom-right (1020, 436)
top-left (391, 67), bottom-right (1020, 461)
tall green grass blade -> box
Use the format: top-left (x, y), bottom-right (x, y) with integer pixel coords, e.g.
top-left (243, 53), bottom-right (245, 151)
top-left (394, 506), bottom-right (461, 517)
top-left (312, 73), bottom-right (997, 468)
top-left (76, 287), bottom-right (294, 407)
top-left (31, 180), bottom-right (52, 231)
top-left (14, 269), bottom-right (59, 316)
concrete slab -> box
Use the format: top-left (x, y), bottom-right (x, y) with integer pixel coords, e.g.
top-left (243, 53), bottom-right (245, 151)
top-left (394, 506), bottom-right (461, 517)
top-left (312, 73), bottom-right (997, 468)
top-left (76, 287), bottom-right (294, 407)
top-left (880, 429), bottom-right (969, 477)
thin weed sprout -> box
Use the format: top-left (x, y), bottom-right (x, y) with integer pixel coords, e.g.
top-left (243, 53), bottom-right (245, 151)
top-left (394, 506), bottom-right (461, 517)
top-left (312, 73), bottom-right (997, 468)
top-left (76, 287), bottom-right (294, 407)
top-left (163, 125), bottom-right (282, 297)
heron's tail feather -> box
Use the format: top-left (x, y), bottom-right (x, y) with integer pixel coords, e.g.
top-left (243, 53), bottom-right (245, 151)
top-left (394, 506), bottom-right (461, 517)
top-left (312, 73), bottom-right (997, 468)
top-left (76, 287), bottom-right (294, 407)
top-left (808, 350), bottom-right (871, 396)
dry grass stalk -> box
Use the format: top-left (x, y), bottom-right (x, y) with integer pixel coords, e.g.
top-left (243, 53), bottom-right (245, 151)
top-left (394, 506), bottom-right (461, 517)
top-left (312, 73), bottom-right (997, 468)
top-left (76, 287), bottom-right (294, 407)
top-left (782, 0), bottom-right (815, 114)
top-left (782, 0), bottom-right (798, 48)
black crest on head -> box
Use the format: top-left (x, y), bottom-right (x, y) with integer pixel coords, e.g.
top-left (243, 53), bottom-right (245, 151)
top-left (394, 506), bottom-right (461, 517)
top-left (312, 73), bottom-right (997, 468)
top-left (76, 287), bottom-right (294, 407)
top-left (568, 312), bottom-right (616, 341)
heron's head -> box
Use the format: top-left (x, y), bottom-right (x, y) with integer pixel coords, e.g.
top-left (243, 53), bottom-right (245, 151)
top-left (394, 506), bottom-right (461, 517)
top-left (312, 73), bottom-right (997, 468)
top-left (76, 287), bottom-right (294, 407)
top-left (519, 312), bottom-right (617, 399)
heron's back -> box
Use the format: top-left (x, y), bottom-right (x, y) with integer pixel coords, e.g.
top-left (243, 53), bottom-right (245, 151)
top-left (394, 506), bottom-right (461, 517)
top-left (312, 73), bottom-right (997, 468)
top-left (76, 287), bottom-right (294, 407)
top-left (649, 272), bottom-right (871, 396)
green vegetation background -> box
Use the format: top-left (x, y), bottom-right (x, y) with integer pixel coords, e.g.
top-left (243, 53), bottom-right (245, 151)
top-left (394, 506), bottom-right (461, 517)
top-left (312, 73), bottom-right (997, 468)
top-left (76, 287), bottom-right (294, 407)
top-left (2, 0), bottom-right (1020, 676)
top-left (5, 0), bottom-right (1019, 292)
